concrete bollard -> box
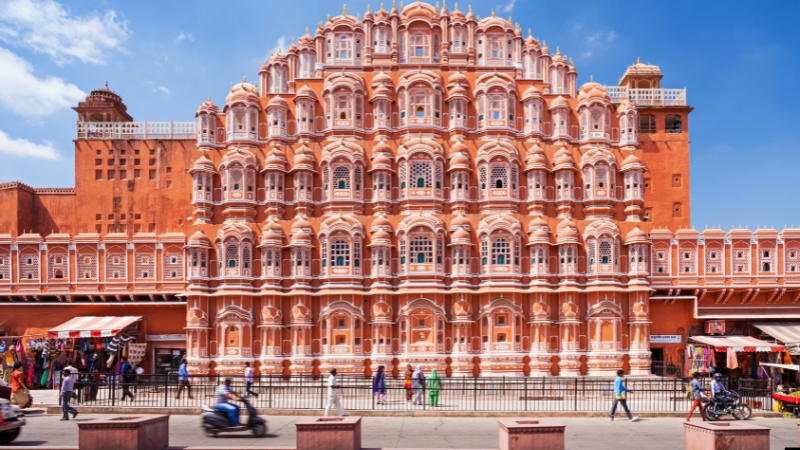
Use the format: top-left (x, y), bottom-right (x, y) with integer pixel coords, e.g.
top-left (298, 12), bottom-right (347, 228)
top-left (497, 419), bottom-right (566, 450)
top-left (684, 421), bottom-right (769, 450)
top-left (295, 416), bottom-right (362, 450)
top-left (77, 415), bottom-right (169, 450)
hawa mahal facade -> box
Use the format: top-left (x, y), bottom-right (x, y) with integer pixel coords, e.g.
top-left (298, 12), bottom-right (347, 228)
top-left (1, 2), bottom-right (799, 377)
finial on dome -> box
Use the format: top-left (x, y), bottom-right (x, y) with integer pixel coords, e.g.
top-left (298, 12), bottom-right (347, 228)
top-left (292, 38), bottom-right (296, 45)
top-left (590, 75), bottom-right (593, 82)
top-left (637, 56), bottom-right (641, 64)
top-left (556, 46), bottom-right (560, 55)
top-left (357, 13), bottom-right (361, 20)
top-left (380, 2), bottom-right (385, 10)
top-left (491, 8), bottom-right (495, 17)
top-left (508, 16), bottom-right (512, 23)
top-left (327, 13), bottom-right (331, 21)
top-left (400, 1), bottom-right (404, 9)
top-left (306, 27), bottom-right (309, 35)
top-left (454, 2), bottom-right (458, 11)
top-left (468, 4), bottom-right (472, 12)
top-left (230, 81), bottom-right (234, 90)
top-left (343, 4), bottom-right (347, 15)
top-left (528, 28), bottom-right (532, 37)
top-left (569, 58), bottom-right (573, 66)
top-left (542, 40), bottom-right (547, 47)
top-left (243, 75), bottom-right (247, 83)
top-left (435, 2), bottom-right (439, 12)
top-left (208, 95), bottom-right (212, 102)
top-left (367, 3), bottom-right (371, 11)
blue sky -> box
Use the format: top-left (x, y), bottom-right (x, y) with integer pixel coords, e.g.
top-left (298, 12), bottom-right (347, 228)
top-left (0, 0), bottom-right (798, 229)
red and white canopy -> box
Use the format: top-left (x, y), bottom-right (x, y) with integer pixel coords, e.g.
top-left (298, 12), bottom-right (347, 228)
top-left (47, 316), bottom-right (142, 339)
top-left (689, 335), bottom-right (784, 352)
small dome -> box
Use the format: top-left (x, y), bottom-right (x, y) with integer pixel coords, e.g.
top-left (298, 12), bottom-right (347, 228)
top-left (451, 213), bottom-right (471, 229)
top-left (261, 301), bottom-right (283, 324)
top-left (617, 98), bottom-right (637, 113)
top-left (191, 153), bottom-right (216, 173)
top-left (549, 95), bottom-right (570, 110)
top-left (451, 228), bottom-right (471, 243)
top-left (620, 152), bottom-right (647, 173)
top-left (557, 217), bottom-right (576, 230)
top-left (622, 153), bottom-right (642, 166)
top-left (372, 297), bottom-right (393, 321)
top-left (373, 71), bottom-right (392, 85)
top-left (372, 214), bottom-right (392, 229)
top-left (291, 300), bottom-right (312, 322)
top-left (226, 78), bottom-right (259, 105)
top-left (291, 230), bottom-right (312, 243)
top-left (529, 228), bottom-right (550, 243)
top-left (196, 97), bottom-right (219, 115)
top-left (292, 216), bottom-right (311, 230)
top-left (373, 138), bottom-right (392, 154)
top-left (448, 71), bottom-right (468, 85)
top-left (372, 153), bottom-right (393, 168)
top-left (265, 149), bottom-right (287, 166)
top-left (372, 229), bottom-right (391, 241)
top-left (188, 229), bottom-right (211, 246)
top-left (531, 215), bottom-right (549, 229)
top-left (447, 84), bottom-right (469, 99)
top-left (295, 85), bottom-right (317, 100)
top-left (522, 85), bottom-right (542, 100)
top-left (451, 138), bottom-right (468, 154)
top-left (268, 96), bottom-right (289, 109)
top-left (293, 149), bottom-right (314, 167)
top-left (452, 296), bottom-right (472, 319)
top-left (625, 226), bottom-right (648, 245)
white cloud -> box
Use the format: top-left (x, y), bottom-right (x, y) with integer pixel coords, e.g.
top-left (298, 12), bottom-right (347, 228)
top-left (0, 46), bottom-right (85, 116)
top-left (587, 31), bottom-right (617, 44)
top-left (0, 0), bottom-right (130, 65)
top-left (582, 51), bottom-right (593, 58)
top-left (500, 0), bottom-right (516, 13)
top-left (175, 32), bottom-right (193, 43)
top-left (269, 36), bottom-right (287, 57)
top-left (156, 86), bottom-right (169, 94)
top-left (0, 129), bottom-right (60, 160)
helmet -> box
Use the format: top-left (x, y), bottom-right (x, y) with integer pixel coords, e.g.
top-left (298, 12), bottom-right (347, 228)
top-left (713, 372), bottom-right (722, 378)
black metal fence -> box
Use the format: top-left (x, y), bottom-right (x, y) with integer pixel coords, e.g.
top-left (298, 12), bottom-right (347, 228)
top-left (58, 373), bottom-right (776, 413)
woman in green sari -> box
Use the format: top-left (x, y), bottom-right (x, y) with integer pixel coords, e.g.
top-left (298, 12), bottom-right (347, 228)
top-left (427, 368), bottom-right (442, 407)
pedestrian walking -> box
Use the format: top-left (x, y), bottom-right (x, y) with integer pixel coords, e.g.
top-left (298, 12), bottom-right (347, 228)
top-left (373, 365), bottom-right (386, 404)
top-left (9, 363), bottom-right (30, 408)
top-left (427, 368), bottom-right (442, 407)
top-left (60, 368), bottom-right (78, 421)
top-left (685, 372), bottom-right (708, 421)
top-left (404, 364), bottom-right (414, 402)
top-left (324, 368), bottom-right (344, 417)
top-left (244, 362), bottom-right (258, 398)
top-left (132, 364), bottom-right (144, 394)
top-left (412, 365), bottom-right (425, 405)
top-left (609, 370), bottom-right (638, 422)
top-left (175, 359), bottom-right (193, 400)
top-left (119, 356), bottom-right (135, 402)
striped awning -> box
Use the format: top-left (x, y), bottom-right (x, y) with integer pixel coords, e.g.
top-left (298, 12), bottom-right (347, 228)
top-left (689, 335), bottom-right (784, 352)
top-left (47, 316), bottom-right (142, 339)
top-left (753, 322), bottom-right (800, 345)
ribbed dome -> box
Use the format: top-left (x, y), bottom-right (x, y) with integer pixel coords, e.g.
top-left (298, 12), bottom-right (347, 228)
top-left (291, 300), bottom-right (312, 322)
top-left (372, 297), bottom-right (393, 321)
top-left (191, 153), bottom-right (216, 173)
top-left (268, 96), bottom-right (289, 109)
top-left (522, 85), bottom-right (542, 100)
top-left (188, 229), bottom-right (210, 244)
top-left (373, 71), bottom-right (392, 85)
top-left (295, 85), bottom-right (317, 100)
top-left (448, 71), bottom-right (468, 85)
top-left (452, 296), bottom-right (472, 319)
top-left (549, 95), bottom-right (570, 110)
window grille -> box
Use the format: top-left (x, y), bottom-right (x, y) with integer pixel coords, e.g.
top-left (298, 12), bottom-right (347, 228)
top-left (787, 247), bottom-right (800, 272)
top-left (598, 241), bottom-right (612, 268)
top-left (760, 248), bottom-right (775, 272)
top-left (479, 165), bottom-right (488, 190)
top-left (20, 253), bottom-right (39, 280)
top-left (165, 252), bottom-right (183, 279)
top-left (679, 249), bottom-right (695, 274)
top-left (410, 162), bottom-right (432, 188)
top-left (331, 239), bottom-right (351, 267)
top-left (436, 236), bottom-right (443, 264)
top-left (733, 248), bottom-right (750, 273)
top-left (706, 249), bottom-right (723, 274)
top-left (639, 114), bottom-right (656, 134)
top-left (354, 240), bottom-right (361, 268)
top-left (653, 249), bottom-right (669, 274)
top-left (242, 246), bottom-right (251, 273)
top-left (48, 253), bottom-right (68, 280)
top-left (354, 166), bottom-right (362, 191)
top-left (588, 239), bottom-right (596, 268)
top-left (399, 161), bottom-right (407, 192)
top-left (0, 252), bottom-right (9, 281)
top-left (333, 166), bottom-right (351, 190)
top-left (136, 252), bottom-right (155, 279)
top-left (410, 235), bottom-right (433, 264)
top-left (106, 252), bottom-right (125, 280)
top-left (225, 243), bottom-right (239, 269)
top-left (491, 165), bottom-right (508, 189)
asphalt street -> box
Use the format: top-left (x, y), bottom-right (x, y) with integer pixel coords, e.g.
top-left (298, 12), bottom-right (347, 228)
top-left (6, 412), bottom-right (800, 449)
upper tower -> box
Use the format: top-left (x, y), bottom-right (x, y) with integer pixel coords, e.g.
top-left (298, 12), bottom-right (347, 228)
top-left (73, 82), bottom-right (133, 123)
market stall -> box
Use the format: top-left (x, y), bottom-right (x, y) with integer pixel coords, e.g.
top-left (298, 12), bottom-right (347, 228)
top-left (687, 335), bottom-right (785, 377)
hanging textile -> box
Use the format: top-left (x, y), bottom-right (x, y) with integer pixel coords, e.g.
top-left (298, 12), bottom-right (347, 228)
top-left (127, 343), bottom-right (147, 365)
top-left (727, 347), bottom-right (738, 369)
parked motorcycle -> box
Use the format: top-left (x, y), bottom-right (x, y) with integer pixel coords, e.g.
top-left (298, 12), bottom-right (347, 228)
top-left (0, 398), bottom-right (26, 444)
top-left (703, 390), bottom-right (752, 421)
top-left (201, 396), bottom-right (266, 437)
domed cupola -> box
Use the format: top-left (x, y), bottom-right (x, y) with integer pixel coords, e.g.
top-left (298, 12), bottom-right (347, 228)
top-left (261, 147), bottom-right (288, 216)
top-left (189, 152), bottom-right (217, 224)
top-left (577, 78), bottom-right (612, 144)
top-left (224, 77), bottom-right (260, 143)
top-left (371, 296), bottom-right (394, 324)
top-left (451, 295), bottom-right (474, 322)
top-left (368, 213), bottom-right (394, 287)
top-left (293, 84), bottom-right (317, 137)
top-left (287, 215), bottom-right (313, 287)
top-left (291, 299), bottom-right (312, 325)
top-left (196, 97), bottom-right (220, 147)
top-left (289, 145), bottom-right (316, 213)
top-left (261, 299), bottom-right (284, 326)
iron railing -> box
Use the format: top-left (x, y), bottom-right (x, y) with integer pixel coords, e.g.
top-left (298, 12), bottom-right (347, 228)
top-left (58, 373), bottom-right (775, 413)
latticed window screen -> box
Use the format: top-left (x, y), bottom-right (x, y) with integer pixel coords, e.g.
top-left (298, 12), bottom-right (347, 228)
top-left (399, 161), bottom-right (407, 191)
top-left (653, 250), bottom-right (669, 274)
top-left (514, 238), bottom-right (521, 265)
top-left (136, 252), bottom-right (155, 279)
top-left (354, 166), bottom-right (362, 190)
top-left (0, 252), bottom-right (9, 281)
top-left (331, 239), bottom-right (351, 267)
top-left (20, 253), bottom-right (39, 280)
top-left (410, 236), bottom-right (433, 264)
top-left (759, 249), bottom-right (775, 272)
top-left (333, 166), bottom-right (351, 190)
top-left (399, 237), bottom-right (406, 268)
top-left (733, 248), bottom-right (750, 273)
top-left (706, 249), bottom-right (722, 274)
top-left (511, 166), bottom-right (518, 190)
top-left (48, 253), bottom-right (68, 280)
top-left (165, 252), bottom-right (183, 278)
top-left (242, 246), bottom-right (251, 272)
top-left (614, 240), bottom-right (620, 267)
top-left (491, 165), bottom-right (508, 189)
top-left (354, 240), bottom-right (361, 268)
top-left (435, 162), bottom-right (443, 188)
top-left (410, 162), bottom-right (432, 188)
top-left (225, 243), bottom-right (239, 269)
top-left (598, 241), bottom-right (612, 267)
top-left (479, 165), bottom-right (488, 189)
top-left (492, 238), bottom-right (510, 265)
top-left (323, 166), bottom-right (330, 190)
top-left (679, 250), bottom-right (695, 273)
top-left (436, 236), bottom-right (443, 264)
top-left (587, 239), bottom-right (596, 267)
top-left (106, 252), bottom-right (126, 280)
top-left (786, 248), bottom-right (800, 272)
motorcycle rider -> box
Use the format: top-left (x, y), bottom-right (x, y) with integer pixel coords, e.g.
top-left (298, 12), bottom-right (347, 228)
top-left (215, 377), bottom-right (245, 429)
top-left (711, 373), bottom-right (731, 411)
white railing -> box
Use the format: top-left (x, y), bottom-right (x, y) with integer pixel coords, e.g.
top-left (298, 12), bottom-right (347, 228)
top-left (606, 87), bottom-right (687, 106)
top-left (76, 121), bottom-right (196, 140)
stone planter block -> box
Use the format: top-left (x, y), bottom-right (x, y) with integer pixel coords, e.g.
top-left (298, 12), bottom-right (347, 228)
top-left (296, 416), bottom-right (362, 450)
top-left (498, 419), bottom-right (566, 450)
top-left (684, 421), bottom-right (769, 450)
top-left (77, 415), bottom-right (169, 450)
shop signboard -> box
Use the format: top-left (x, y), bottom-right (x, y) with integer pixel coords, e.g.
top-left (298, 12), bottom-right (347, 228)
top-left (650, 335), bottom-right (682, 344)
top-left (786, 343), bottom-right (800, 355)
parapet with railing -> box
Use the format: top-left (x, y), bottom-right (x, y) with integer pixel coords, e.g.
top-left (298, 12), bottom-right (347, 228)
top-left (606, 87), bottom-right (687, 107)
top-left (76, 121), bottom-right (196, 140)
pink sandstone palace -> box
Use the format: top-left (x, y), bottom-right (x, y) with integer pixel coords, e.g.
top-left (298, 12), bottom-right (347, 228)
top-left (1, 1), bottom-right (798, 378)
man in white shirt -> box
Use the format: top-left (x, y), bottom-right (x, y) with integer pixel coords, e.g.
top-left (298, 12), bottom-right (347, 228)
top-left (244, 362), bottom-right (258, 398)
top-left (711, 373), bottom-right (730, 410)
top-left (60, 368), bottom-right (78, 421)
top-left (324, 368), bottom-right (344, 417)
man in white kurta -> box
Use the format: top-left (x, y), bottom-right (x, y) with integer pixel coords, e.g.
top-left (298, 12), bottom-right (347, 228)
top-left (324, 368), bottom-right (344, 417)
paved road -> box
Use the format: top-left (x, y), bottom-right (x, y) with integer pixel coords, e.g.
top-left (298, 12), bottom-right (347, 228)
top-left (7, 412), bottom-right (800, 449)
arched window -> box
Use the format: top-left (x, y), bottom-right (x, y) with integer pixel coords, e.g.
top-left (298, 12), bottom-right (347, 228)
top-left (333, 166), bottom-right (351, 191)
top-left (331, 239), bottom-right (351, 267)
top-left (335, 34), bottom-right (352, 62)
top-left (492, 238), bottom-right (510, 265)
top-left (410, 32), bottom-right (429, 60)
top-left (411, 162), bottom-right (432, 188)
top-left (410, 236), bottom-right (433, 263)
top-left (226, 244), bottom-right (239, 268)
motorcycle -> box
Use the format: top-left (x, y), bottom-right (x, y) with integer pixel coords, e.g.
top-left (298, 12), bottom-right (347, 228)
top-left (201, 396), bottom-right (266, 437)
top-left (703, 390), bottom-right (752, 421)
top-left (0, 398), bottom-right (26, 444)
